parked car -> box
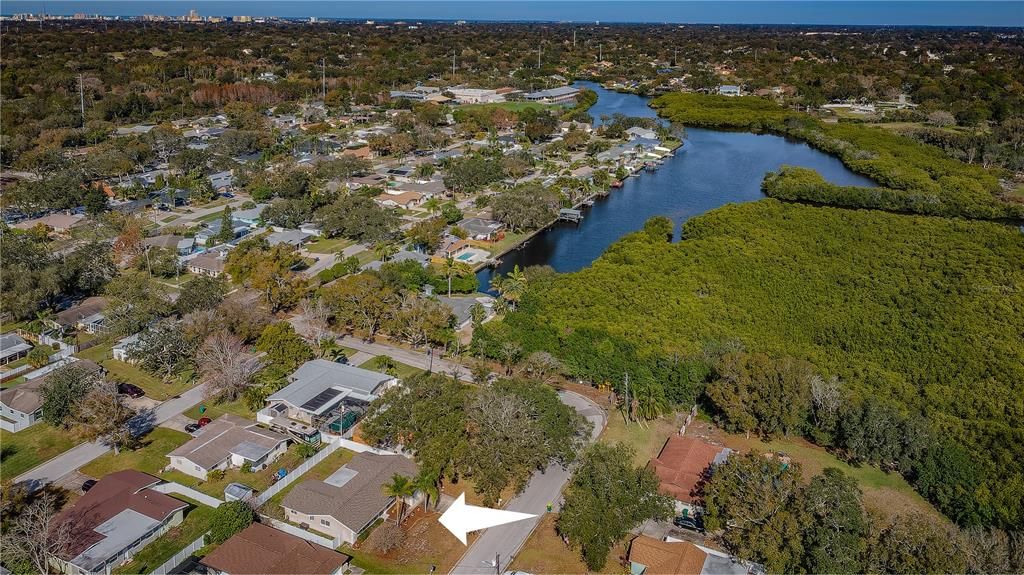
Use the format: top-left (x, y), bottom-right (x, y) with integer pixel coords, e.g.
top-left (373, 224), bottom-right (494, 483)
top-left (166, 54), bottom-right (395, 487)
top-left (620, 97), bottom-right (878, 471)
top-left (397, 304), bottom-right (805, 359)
top-left (185, 422), bottom-right (202, 434)
top-left (198, 417), bottom-right (212, 427)
top-left (116, 383), bottom-right (145, 398)
top-left (673, 516), bottom-right (705, 533)
top-left (81, 479), bottom-right (97, 493)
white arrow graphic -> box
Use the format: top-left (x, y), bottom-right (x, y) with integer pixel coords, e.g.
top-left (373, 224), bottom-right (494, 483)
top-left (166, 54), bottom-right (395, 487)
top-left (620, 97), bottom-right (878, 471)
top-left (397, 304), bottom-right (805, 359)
top-left (438, 492), bottom-right (536, 545)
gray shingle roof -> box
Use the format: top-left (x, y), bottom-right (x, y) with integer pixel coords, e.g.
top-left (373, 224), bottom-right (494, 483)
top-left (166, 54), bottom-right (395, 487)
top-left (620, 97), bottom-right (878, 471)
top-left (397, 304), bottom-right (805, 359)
top-left (282, 453), bottom-right (419, 533)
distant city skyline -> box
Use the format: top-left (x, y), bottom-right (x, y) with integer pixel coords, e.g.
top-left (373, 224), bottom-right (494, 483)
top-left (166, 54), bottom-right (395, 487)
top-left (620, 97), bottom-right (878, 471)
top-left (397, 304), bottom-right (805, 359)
top-left (3, 1), bottom-right (1024, 27)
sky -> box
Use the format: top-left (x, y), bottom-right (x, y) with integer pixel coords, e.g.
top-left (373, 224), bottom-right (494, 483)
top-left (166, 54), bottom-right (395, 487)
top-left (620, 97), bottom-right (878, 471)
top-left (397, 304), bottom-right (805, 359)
top-left (3, 1), bottom-right (1023, 27)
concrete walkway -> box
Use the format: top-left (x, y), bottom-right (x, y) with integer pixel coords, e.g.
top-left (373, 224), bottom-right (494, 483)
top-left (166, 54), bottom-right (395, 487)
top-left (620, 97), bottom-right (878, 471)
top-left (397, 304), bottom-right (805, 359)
top-left (15, 383), bottom-right (208, 488)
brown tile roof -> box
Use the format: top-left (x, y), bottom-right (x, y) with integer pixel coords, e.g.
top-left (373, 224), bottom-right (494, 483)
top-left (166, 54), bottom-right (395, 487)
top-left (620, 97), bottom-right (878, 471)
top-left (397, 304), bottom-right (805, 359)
top-left (629, 536), bottom-right (708, 575)
top-left (54, 297), bottom-right (108, 328)
top-left (282, 453), bottom-right (418, 533)
top-left (648, 436), bottom-right (726, 504)
top-left (54, 470), bottom-right (187, 560)
top-left (201, 523), bottom-right (350, 575)
top-left (0, 360), bottom-right (103, 414)
top-left (169, 414), bottom-right (288, 470)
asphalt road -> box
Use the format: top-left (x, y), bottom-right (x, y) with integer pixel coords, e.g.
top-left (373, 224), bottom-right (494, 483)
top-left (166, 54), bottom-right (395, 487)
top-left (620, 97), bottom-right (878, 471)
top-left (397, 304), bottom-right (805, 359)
top-left (14, 383), bottom-right (208, 489)
top-left (450, 390), bottom-right (606, 574)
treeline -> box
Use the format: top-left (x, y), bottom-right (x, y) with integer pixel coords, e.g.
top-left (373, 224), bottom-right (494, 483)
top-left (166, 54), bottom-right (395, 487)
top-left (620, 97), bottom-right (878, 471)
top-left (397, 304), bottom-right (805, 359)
top-left (762, 166), bottom-right (1024, 219)
top-left (703, 452), bottom-right (1023, 574)
top-left (652, 93), bottom-right (1020, 219)
top-left (474, 201), bottom-right (1024, 529)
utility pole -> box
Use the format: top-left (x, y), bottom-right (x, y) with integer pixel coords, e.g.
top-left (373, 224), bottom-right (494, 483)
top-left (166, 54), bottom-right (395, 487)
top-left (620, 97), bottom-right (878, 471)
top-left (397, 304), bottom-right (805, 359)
top-left (537, 45), bottom-right (542, 69)
top-left (599, 43), bottom-right (603, 62)
top-left (673, 48), bottom-right (678, 66)
top-left (573, 29), bottom-right (576, 48)
top-left (494, 553), bottom-right (500, 575)
top-left (623, 372), bottom-right (630, 426)
top-left (321, 58), bottom-right (327, 101)
top-left (452, 51), bottom-right (456, 77)
top-left (78, 74), bottom-right (86, 127)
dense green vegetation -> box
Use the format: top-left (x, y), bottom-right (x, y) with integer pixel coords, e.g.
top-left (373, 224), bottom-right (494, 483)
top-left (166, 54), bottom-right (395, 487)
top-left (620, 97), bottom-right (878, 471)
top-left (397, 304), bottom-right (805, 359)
top-left (652, 93), bottom-right (1022, 219)
top-left (477, 200), bottom-right (1024, 528)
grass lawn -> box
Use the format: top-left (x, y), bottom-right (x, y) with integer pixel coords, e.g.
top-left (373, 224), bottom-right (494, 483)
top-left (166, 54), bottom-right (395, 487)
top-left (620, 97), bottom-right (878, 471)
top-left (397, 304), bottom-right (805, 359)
top-left (77, 343), bottom-right (197, 401)
top-left (358, 357), bottom-right (423, 380)
top-left (599, 408), bottom-right (682, 466)
top-left (479, 230), bottom-right (531, 259)
top-left (261, 447), bottom-right (356, 519)
top-left (305, 236), bottom-right (355, 254)
top-left (111, 502), bottom-right (214, 575)
top-left (354, 249), bottom-right (377, 265)
top-left (0, 423), bottom-right (79, 480)
top-left (510, 513), bottom-right (628, 574)
top-left (159, 443), bottom-right (309, 499)
top-left (183, 398), bottom-right (255, 421)
top-left (81, 428), bottom-right (192, 478)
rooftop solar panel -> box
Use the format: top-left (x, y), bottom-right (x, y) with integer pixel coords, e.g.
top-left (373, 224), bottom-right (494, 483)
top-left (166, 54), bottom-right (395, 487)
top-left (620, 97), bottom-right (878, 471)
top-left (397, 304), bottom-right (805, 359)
top-left (300, 387), bottom-right (343, 412)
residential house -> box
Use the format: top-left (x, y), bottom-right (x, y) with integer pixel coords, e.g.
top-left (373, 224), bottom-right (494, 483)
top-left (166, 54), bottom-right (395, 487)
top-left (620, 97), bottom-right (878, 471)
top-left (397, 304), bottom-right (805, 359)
top-left (208, 171), bottom-right (235, 192)
top-left (626, 126), bottom-right (659, 140)
top-left (265, 229), bottom-right (314, 248)
top-left (200, 523), bottom-right (351, 575)
top-left (361, 250), bottom-right (431, 271)
top-left (718, 85), bottom-right (742, 96)
top-left (281, 453), bottom-right (420, 545)
top-left (50, 470), bottom-right (188, 575)
top-left (113, 124), bottom-right (156, 137)
top-left (648, 436), bottom-right (732, 516)
top-left (391, 179), bottom-right (446, 197)
top-left (374, 190), bottom-right (425, 209)
top-left (186, 252), bottom-right (228, 278)
top-left (258, 360), bottom-right (397, 441)
top-left (1, 360), bottom-right (103, 432)
top-left (195, 218), bottom-right (252, 246)
top-left (457, 218), bottom-right (505, 241)
top-left (111, 333), bottom-right (141, 363)
top-left (13, 213), bottom-right (86, 236)
top-left (142, 234), bottom-right (194, 256)
top-left (167, 414), bottom-right (290, 480)
top-left (0, 332), bottom-right (32, 366)
top-left (340, 145), bottom-right (372, 160)
top-left (439, 238), bottom-right (474, 259)
top-left (524, 86), bottom-right (580, 104)
top-left (233, 205), bottom-right (268, 227)
top-left (48, 297), bottom-right (109, 335)
top-left (628, 536), bottom-right (756, 575)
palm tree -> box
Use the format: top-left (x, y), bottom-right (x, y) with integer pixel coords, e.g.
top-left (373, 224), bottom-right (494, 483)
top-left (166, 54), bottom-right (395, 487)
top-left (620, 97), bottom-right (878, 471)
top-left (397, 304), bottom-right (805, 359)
top-left (373, 241), bottom-right (399, 263)
top-left (494, 265), bottom-right (527, 311)
top-left (382, 473), bottom-right (415, 524)
top-left (412, 470), bottom-right (441, 512)
top-left (316, 338), bottom-right (347, 363)
top-left (422, 197), bottom-right (441, 216)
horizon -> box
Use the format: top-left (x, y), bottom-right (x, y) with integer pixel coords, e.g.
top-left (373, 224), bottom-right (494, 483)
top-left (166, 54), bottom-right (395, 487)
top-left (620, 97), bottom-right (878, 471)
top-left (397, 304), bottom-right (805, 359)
top-left (3, 1), bottom-right (1024, 27)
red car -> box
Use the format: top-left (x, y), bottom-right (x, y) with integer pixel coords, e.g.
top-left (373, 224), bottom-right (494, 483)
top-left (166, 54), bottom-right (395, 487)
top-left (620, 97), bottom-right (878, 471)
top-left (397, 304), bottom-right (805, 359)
top-left (198, 417), bottom-right (212, 427)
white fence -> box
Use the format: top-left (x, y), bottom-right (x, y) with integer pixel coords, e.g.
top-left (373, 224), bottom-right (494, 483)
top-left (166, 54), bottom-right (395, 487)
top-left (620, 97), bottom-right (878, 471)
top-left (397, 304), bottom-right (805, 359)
top-left (254, 440), bottom-right (342, 505)
top-left (337, 437), bottom-right (397, 455)
top-left (262, 516), bottom-right (340, 548)
top-left (147, 533), bottom-right (206, 575)
top-left (151, 482), bottom-right (224, 508)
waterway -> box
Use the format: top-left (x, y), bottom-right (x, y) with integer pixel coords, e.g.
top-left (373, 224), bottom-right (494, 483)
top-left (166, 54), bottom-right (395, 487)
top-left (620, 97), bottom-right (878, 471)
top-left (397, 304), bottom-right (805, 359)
top-left (475, 81), bottom-right (876, 291)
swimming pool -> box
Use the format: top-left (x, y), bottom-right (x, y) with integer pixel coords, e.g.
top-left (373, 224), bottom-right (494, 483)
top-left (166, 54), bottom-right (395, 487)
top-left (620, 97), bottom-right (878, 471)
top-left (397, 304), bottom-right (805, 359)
top-left (456, 252), bottom-right (475, 261)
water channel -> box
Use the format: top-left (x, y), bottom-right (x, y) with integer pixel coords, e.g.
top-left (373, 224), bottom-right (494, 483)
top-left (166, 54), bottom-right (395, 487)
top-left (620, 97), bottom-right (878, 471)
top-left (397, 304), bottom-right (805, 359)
top-left (475, 81), bottom-right (877, 291)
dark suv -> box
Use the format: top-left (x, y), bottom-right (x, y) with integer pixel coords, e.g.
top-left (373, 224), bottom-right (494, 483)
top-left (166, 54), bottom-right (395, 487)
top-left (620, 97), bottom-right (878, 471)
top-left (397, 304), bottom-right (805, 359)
top-left (116, 383), bottom-right (145, 398)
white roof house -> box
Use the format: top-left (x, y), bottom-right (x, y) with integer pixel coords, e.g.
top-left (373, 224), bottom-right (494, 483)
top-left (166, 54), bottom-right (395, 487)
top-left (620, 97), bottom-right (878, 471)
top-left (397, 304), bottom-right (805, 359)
top-left (258, 360), bottom-right (398, 431)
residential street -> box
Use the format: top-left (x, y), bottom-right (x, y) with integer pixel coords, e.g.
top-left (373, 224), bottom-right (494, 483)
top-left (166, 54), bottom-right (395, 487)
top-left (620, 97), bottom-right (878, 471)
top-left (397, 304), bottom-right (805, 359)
top-left (450, 390), bottom-right (606, 574)
top-left (14, 383), bottom-right (208, 489)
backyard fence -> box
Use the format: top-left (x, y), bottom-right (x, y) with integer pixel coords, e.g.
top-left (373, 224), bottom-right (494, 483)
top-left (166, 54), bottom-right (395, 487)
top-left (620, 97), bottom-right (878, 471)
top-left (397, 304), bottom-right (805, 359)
top-left (147, 533), bottom-right (207, 575)
top-left (262, 516), bottom-right (340, 549)
top-left (254, 439), bottom-right (342, 506)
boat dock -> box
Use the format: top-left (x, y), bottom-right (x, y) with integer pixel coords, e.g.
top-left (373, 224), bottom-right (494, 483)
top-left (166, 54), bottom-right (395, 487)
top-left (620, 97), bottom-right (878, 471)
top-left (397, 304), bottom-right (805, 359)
top-left (558, 208), bottom-right (583, 223)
